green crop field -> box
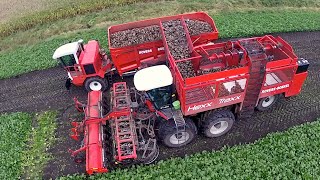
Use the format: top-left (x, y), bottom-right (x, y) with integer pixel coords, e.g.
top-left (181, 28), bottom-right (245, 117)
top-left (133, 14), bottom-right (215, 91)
top-left (1, 0), bottom-right (320, 179)
top-left (61, 120), bottom-right (320, 179)
top-left (0, 112), bottom-right (57, 179)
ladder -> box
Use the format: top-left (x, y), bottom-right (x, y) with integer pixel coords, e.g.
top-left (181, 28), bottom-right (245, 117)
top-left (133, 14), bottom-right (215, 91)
top-left (239, 40), bottom-right (268, 118)
top-left (111, 82), bottom-right (137, 161)
top-left (172, 109), bottom-right (187, 145)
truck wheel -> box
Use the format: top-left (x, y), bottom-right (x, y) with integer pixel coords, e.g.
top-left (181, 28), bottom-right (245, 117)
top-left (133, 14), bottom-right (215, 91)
top-left (159, 118), bottom-right (197, 148)
top-left (202, 110), bottom-right (235, 138)
top-left (256, 95), bottom-right (279, 111)
top-left (85, 77), bottom-right (107, 91)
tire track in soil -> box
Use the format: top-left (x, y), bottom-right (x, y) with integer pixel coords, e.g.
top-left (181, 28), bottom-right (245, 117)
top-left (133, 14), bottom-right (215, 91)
top-left (0, 31), bottom-right (319, 179)
top-left (0, 67), bottom-right (87, 113)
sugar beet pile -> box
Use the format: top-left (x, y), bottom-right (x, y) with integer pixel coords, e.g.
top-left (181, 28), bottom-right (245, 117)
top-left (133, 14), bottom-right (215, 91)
top-left (162, 20), bottom-right (195, 78)
top-left (110, 19), bottom-right (214, 78)
top-left (110, 25), bottom-right (162, 48)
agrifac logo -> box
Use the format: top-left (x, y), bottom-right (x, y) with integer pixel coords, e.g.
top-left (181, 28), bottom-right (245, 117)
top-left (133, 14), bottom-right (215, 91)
top-left (262, 84), bottom-right (289, 94)
top-left (219, 95), bottom-right (241, 104)
top-left (187, 102), bottom-right (212, 112)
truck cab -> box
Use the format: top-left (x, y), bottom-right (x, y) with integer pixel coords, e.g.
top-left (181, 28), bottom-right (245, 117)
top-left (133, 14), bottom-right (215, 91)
top-left (53, 40), bottom-right (112, 91)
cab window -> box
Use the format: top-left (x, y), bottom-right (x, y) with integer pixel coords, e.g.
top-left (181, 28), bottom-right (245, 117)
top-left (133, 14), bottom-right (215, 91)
top-left (147, 86), bottom-right (172, 109)
top-left (59, 55), bottom-right (76, 67)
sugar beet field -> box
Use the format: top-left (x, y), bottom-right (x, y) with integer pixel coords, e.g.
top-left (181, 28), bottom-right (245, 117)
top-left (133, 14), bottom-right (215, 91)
top-left (1, 31), bottom-right (319, 178)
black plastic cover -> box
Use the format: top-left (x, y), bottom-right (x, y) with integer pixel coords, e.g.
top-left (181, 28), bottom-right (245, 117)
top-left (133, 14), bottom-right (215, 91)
top-left (84, 64), bottom-right (96, 75)
top-left (296, 58), bottom-right (309, 74)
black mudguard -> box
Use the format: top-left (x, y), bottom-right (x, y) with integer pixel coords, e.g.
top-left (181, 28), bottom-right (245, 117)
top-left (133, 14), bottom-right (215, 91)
top-left (65, 78), bottom-right (72, 90)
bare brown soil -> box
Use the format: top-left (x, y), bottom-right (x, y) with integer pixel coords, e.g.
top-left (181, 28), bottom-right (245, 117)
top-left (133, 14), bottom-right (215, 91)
top-left (0, 0), bottom-right (77, 23)
top-left (0, 31), bottom-right (319, 179)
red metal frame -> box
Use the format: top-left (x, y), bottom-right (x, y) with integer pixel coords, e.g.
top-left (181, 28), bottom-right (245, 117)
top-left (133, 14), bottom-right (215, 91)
top-left (69, 82), bottom-right (139, 174)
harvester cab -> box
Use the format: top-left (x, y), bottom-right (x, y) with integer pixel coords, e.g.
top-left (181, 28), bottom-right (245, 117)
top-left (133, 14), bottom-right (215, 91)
top-left (52, 40), bottom-right (112, 91)
top-left (134, 65), bottom-right (173, 110)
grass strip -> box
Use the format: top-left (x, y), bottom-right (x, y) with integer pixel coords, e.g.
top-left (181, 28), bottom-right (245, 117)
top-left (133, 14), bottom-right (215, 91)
top-left (0, 113), bottom-right (33, 179)
top-left (0, 0), bottom-right (155, 38)
top-left (0, 9), bottom-right (320, 79)
top-left (21, 111), bottom-right (58, 179)
top-left (60, 119), bottom-right (320, 179)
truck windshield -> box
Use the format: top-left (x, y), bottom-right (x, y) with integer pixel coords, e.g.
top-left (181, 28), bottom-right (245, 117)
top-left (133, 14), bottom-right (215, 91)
top-left (147, 85), bottom-right (172, 109)
top-left (59, 55), bottom-right (76, 67)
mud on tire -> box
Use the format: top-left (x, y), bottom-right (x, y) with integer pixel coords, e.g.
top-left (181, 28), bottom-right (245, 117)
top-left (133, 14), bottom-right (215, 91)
top-left (202, 110), bottom-right (235, 138)
top-left (158, 118), bottom-right (197, 148)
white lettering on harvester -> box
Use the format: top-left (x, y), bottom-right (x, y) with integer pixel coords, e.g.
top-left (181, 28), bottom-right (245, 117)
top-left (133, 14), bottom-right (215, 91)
top-left (262, 84), bottom-right (289, 93)
top-left (188, 102), bottom-right (212, 112)
top-left (158, 47), bottom-right (165, 51)
top-left (139, 49), bottom-right (152, 55)
top-left (219, 95), bottom-right (241, 104)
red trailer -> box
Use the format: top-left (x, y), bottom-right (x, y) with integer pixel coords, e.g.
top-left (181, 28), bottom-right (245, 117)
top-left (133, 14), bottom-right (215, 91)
top-left (62, 12), bottom-right (309, 174)
top-left (53, 12), bottom-right (218, 91)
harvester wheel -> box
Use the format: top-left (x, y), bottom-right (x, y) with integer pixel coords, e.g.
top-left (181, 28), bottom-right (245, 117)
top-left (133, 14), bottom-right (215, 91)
top-left (140, 144), bottom-right (159, 165)
top-left (256, 95), bottom-right (279, 111)
top-left (202, 110), bottom-right (235, 138)
top-left (84, 77), bottom-right (107, 92)
top-left (159, 118), bottom-right (197, 148)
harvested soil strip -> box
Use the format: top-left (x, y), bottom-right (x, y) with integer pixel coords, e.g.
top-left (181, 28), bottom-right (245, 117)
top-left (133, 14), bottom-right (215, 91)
top-left (162, 20), bottom-right (195, 78)
top-left (185, 19), bottom-right (213, 35)
top-left (110, 25), bottom-right (161, 47)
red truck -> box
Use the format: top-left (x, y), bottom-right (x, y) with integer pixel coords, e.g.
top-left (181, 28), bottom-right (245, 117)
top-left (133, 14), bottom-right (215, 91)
top-left (53, 12), bottom-right (309, 174)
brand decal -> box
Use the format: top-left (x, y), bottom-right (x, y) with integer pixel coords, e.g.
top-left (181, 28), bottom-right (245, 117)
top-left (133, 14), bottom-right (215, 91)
top-left (139, 49), bottom-right (152, 55)
top-left (219, 95), bottom-right (241, 104)
top-left (262, 84), bottom-right (289, 93)
top-left (158, 47), bottom-right (165, 51)
top-left (187, 102), bottom-right (212, 112)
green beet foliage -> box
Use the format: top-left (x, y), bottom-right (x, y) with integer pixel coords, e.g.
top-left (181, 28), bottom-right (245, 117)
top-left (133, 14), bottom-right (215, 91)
top-left (0, 112), bottom-right (57, 179)
top-left (0, 113), bottom-right (32, 180)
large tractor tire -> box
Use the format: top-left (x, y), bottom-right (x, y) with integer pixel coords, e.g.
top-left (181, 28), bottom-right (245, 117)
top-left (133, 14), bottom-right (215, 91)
top-left (202, 110), bottom-right (235, 138)
top-left (256, 95), bottom-right (279, 111)
top-left (158, 118), bottom-right (197, 148)
top-left (84, 77), bottom-right (107, 92)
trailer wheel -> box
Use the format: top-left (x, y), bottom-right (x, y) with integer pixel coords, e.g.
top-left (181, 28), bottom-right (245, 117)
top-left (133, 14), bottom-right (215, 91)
top-left (159, 118), bottom-right (197, 148)
top-left (85, 77), bottom-right (107, 92)
top-left (202, 110), bottom-right (235, 138)
top-left (256, 95), bottom-right (279, 111)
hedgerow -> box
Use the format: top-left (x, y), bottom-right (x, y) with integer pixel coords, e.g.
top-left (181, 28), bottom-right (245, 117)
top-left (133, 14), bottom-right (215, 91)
top-left (60, 120), bottom-right (320, 179)
top-left (0, 9), bottom-right (319, 79)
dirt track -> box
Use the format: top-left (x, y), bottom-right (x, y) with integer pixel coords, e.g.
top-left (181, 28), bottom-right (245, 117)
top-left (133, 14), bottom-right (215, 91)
top-left (1, 31), bottom-right (319, 178)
